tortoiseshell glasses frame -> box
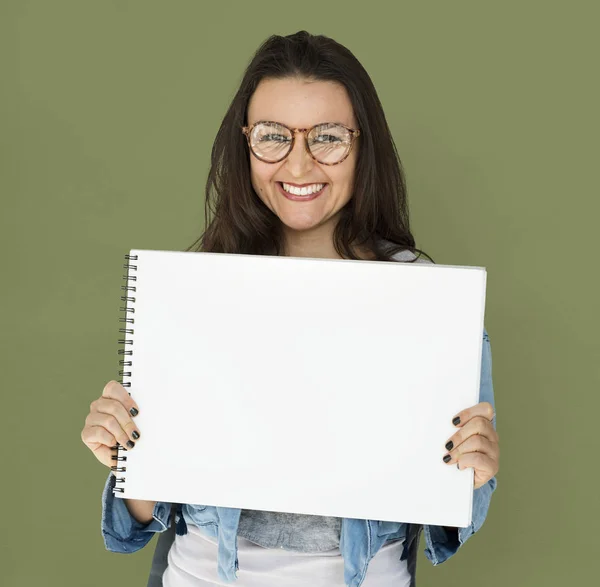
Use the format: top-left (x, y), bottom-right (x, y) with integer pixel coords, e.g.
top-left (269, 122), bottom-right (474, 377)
top-left (241, 120), bottom-right (361, 166)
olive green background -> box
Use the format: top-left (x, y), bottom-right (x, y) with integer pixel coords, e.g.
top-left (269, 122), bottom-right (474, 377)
top-left (1, 1), bottom-right (598, 586)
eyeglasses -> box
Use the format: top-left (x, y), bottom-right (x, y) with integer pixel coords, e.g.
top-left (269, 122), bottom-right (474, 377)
top-left (241, 120), bottom-right (360, 166)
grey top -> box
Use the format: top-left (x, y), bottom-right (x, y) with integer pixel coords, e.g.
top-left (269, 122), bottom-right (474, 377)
top-left (237, 507), bottom-right (342, 552)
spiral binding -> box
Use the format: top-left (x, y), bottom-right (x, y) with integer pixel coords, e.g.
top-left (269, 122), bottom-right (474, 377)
top-left (112, 253), bottom-right (138, 494)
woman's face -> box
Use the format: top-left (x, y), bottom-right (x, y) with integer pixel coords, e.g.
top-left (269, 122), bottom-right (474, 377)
top-left (246, 77), bottom-right (359, 242)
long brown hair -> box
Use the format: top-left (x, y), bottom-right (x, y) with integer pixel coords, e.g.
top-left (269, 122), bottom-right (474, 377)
top-left (185, 30), bottom-right (434, 264)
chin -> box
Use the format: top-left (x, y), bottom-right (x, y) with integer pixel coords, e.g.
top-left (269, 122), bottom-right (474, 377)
top-left (280, 217), bottom-right (323, 232)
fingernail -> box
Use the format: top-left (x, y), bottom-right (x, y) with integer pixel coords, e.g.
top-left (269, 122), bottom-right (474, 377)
top-left (443, 454), bottom-right (452, 463)
top-left (445, 440), bottom-right (454, 451)
top-left (132, 430), bottom-right (140, 440)
top-left (130, 407), bottom-right (139, 417)
top-left (452, 416), bottom-right (461, 426)
top-left (126, 440), bottom-right (135, 449)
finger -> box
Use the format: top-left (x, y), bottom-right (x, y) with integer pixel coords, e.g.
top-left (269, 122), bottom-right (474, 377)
top-left (85, 411), bottom-right (137, 449)
top-left (81, 426), bottom-right (119, 468)
top-left (90, 397), bottom-right (140, 442)
top-left (442, 433), bottom-right (498, 465)
top-left (451, 401), bottom-right (495, 428)
top-left (444, 416), bottom-right (498, 452)
top-left (81, 424), bottom-right (118, 450)
top-left (456, 451), bottom-right (498, 478)
top-left (92, 444), bottom-right (114, 469)
top-left (102, 380), bottom-right (140, 417)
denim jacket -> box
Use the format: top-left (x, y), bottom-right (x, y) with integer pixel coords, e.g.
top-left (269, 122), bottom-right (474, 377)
top-left (101, 328), bottom-right (497, 587)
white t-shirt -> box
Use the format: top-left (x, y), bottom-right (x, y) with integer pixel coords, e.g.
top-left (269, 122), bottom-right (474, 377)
top-left (162, 523), bottom-right (411, 587)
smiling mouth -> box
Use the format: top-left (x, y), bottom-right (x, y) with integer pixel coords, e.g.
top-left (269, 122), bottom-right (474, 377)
top-left (276, 182), bottom-right (328, 201)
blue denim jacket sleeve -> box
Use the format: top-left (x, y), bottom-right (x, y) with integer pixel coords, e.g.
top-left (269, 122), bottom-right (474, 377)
top-left (423, 326), bottom-right (498, 565)
top-left (101, 472), bottom-right (172, 553)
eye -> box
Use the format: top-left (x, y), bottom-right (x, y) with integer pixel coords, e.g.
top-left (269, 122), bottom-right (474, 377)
top-left (259, 133), bottom-right (290, 143)
top-left (313, 134), bottom-right (342, 144)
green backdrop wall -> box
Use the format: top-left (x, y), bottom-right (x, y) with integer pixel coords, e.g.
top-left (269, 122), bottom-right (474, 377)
top-left (1, 1), bottom-right (598, 586)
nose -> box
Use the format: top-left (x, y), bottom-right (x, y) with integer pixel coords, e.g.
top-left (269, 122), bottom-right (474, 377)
top-left (284, 131), bottom-right (314, 175)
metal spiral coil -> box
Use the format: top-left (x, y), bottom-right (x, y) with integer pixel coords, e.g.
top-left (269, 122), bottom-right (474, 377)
top-left (113, 253), bottom-right (138, 494)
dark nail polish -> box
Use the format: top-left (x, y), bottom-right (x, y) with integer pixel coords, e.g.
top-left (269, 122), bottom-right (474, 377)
top-left (443, 454), bottom-right (452, 463)
top-left (130, 407), bottom-right (139, 417)
top-left (452, 416), bottom-right (461, 426)
top-left (126, 440), bottom-right (135, 449)
top-left (132, 430), bottom-right (140, 440)
top-left (445, 440), bottom-right (454, 451)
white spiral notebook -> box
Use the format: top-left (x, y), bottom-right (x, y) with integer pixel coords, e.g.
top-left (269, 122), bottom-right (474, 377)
top-left (113, 249), bottom-right (487, 528)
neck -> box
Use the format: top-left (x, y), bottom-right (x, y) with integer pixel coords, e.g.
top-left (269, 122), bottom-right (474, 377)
top-left (282, 225), bottom-right (374, 261)
top-left (282, 217), bottom-right (341, 259)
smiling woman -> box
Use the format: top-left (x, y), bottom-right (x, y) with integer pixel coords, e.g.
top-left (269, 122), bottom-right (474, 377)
top-left (87, 29), bottom-right (499, 587)
top-left (184, 31), bottom-right (434, 265)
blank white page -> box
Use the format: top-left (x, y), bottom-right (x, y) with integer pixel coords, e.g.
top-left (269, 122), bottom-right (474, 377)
top-left (115, 249), bottom-right (487, 528)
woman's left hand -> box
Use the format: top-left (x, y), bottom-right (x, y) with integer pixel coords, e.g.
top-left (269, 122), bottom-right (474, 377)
top-left (443, 401), bottom-right (499, 489)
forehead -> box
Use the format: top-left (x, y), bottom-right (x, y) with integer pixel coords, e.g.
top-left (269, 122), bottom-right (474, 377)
top-left (247, 77), bottom-right (356, 128)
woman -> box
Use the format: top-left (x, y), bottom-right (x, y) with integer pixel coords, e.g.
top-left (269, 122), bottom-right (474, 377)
top-left (81, 30), bottom-right (499, 587)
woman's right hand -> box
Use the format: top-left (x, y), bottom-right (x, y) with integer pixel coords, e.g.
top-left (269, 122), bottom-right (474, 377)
top-left (81, 380), bottom-right (141, 472)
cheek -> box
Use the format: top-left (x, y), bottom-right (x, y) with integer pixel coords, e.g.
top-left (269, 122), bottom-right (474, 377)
top-left (250, 164), bottom-right (275, 195)
top-left (332, 154), bottom-right (356, 185)
top-left (331, 168), bottom-right (355, 200)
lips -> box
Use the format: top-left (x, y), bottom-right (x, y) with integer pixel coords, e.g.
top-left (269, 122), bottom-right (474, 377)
top-left (276, 182), bottom-right (327, 201)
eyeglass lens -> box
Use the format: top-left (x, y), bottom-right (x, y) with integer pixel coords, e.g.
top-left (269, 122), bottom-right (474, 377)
top-left (249, 122), bottom-right (352, 164)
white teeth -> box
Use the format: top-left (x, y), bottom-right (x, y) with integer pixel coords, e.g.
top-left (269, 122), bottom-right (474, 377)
top-left (282, 182), bottom-right (324, 196)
